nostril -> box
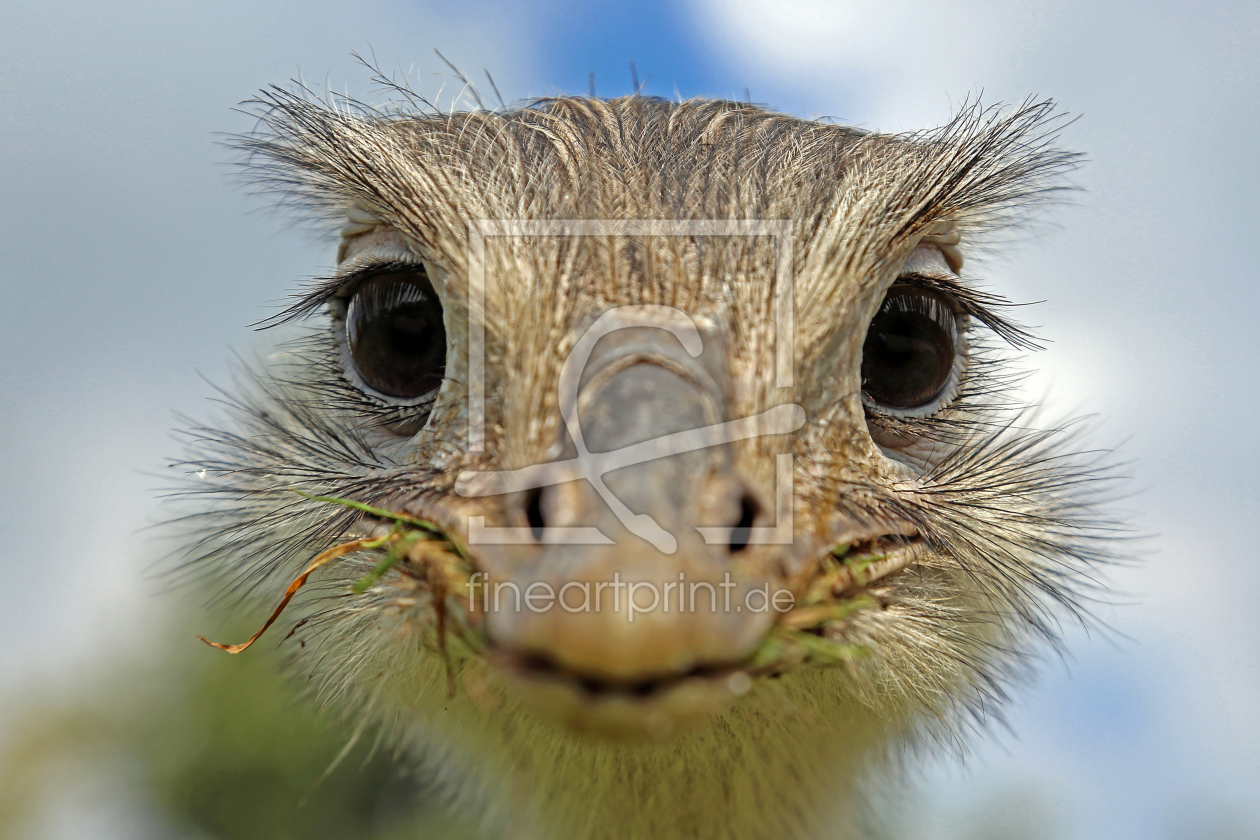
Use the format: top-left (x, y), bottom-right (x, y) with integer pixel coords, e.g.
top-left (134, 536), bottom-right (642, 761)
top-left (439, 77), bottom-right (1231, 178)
top-left (524, 487), bottom-right (546, 541)
top-left (728, 494), bottom-right (759, 554)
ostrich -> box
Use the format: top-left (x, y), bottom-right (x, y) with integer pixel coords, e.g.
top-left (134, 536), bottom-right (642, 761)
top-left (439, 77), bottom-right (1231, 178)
top-left (178, 78), bottom-right (1112, 840)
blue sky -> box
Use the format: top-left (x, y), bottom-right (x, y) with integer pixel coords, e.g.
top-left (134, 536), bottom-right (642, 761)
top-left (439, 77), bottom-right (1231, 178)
top-left (2, 1), bottom-right (1258, 838)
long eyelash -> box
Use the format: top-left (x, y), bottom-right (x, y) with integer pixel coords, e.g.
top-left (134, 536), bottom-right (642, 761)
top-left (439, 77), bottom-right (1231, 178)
top-left (256, 260), bottom-right (422, 329)
top-left (860, 271), bottom-right (1044, 447)
top-left (878, 286), bottom-right (956, 327)
top-left (346, 277), bottom-right (434, 348)
top-left (897, 271), bottom-right (1042, 351)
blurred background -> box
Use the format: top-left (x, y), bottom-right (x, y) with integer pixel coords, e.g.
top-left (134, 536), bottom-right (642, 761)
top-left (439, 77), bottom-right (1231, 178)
top-left (1, 1), bottom-right (1257, 838)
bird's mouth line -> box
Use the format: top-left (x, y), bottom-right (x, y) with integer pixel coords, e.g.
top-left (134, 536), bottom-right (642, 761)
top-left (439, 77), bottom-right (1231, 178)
top-left (477, 531), bottom-right (927, 705)
top-left (497, 648), bottom-right (754, 705)
top-left (197, 489), bottom-right (926, 710)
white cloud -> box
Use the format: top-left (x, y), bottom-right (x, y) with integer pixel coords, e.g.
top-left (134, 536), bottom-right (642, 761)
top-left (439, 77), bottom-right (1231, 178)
top-left (687, 0), bottom-right (1051, 128)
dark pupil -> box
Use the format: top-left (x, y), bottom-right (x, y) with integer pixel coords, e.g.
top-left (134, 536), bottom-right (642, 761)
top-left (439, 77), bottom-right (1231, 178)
top-left (349, 273), bottom-right (447, 399)
top-left (388, 310), bottom-right (436, 356)
top-left (861, 289), bottom-right (955, 409)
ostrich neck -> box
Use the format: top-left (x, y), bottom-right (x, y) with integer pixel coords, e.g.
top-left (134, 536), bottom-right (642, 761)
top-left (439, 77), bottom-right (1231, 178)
top-left (387, 663), bottom-right (905, 840)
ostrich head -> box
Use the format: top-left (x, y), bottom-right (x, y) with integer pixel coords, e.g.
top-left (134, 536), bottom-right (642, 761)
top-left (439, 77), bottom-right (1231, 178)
top-left (179, 82), bottom-right (1110, 840)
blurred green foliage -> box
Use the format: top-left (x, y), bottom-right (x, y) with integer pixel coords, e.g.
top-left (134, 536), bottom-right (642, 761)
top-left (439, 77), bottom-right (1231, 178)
top-left (0, 617), bottom-right (477, 840)
top-left (5, 617), bottom-right (1249, 840)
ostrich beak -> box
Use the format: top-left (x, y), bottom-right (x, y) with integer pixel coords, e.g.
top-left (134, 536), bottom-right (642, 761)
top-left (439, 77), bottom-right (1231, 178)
top-left (461, 309), bottom-right (806, 737)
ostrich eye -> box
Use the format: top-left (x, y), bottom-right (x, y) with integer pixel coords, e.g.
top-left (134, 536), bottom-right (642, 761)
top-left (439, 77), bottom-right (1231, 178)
top-left (345, 270), bottom-right (447, 400)
top-left (861, 286), bottom-right (958, 410)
